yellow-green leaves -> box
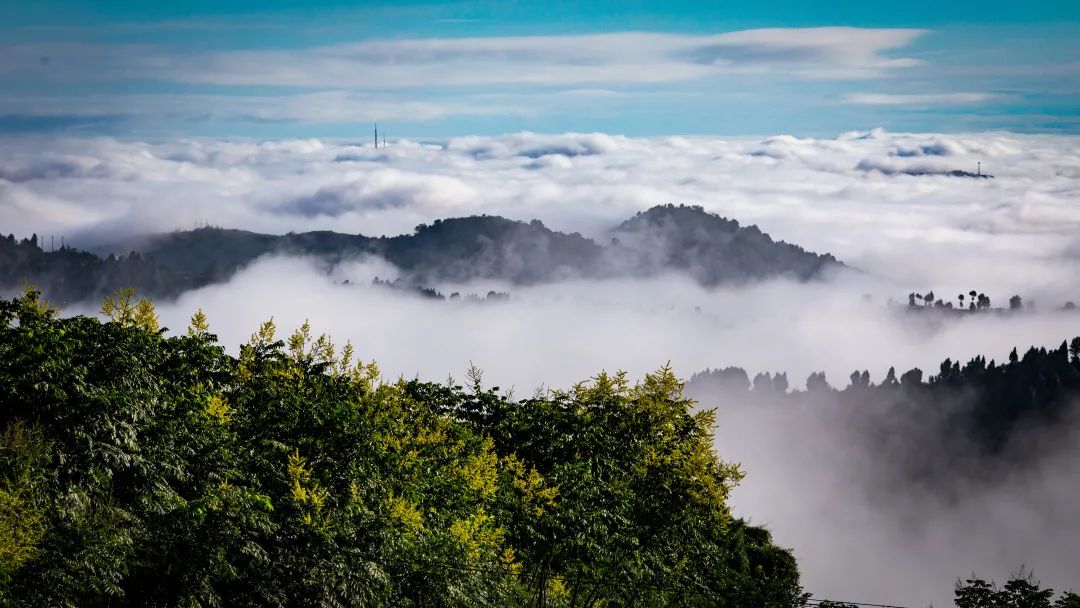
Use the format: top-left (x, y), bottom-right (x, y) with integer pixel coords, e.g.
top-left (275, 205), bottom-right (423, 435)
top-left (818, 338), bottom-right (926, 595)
top-left (0, 482), bottom-right (44, 576)
top-left (204, 395), bottom-right (230, 425)
top-left (187, 308), bottom-right (210, 337)
top-left (0, 422), bottom-right (47, 577)
top-left (572, 369), bottom-right (631, 403)
top-left (288, 449), bottom-right (327, 528)
top-left (101, 287), bottom-right (159, 331)
top-left (448, 509), bottom-right (503, 562)
top-left (387, 492), bottom-right (423, 534)
top-left (287, 320), bottom-right (334, 365)
top-left (134, 298), bottom-right (159, 332)
top-left (458, 438), bottom-right (498, 499)
top-left (334, 341), bottom-right (381, 389)
top-left (100, 287), bottom-right (136, 324)
top-left (16, 284), bottom-right (57, 321)
top-left (503, 454), bottom-right (559, 517)
top-left (251, 317), bottom-right (277, 346)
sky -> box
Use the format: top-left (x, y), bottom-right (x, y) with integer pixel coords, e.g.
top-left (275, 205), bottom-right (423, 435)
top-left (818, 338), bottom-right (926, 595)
top-left (2, 0), bottom-right (1078, 138)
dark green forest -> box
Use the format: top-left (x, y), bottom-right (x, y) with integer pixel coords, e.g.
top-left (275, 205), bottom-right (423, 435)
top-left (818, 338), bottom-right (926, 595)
top-left (688, 337), bottom-right (1080, 487)
top-left (0, 289), bottom-right (801, 607)
top-left (1, 205), bottom-right (840, 305)
top-left (0, 234), bottom-right (196, 304)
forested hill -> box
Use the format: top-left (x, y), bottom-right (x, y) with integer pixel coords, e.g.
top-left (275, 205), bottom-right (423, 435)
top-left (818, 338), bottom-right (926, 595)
top-left (607, 205), bottom-right (839, 284)
top-left (134, 204), bottom-right (840, 286)
top-left (0, 235), bottom-right (195, 304)
top-left (686, 338), bottom-right (1080, 487)
top-left (1, 205), bottom-right (842, 304)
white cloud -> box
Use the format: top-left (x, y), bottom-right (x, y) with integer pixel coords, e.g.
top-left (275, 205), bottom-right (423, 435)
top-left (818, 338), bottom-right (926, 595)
top-left (2, 27), bottom-right (926, 90)
top-left (845, 92), bottom-right (999, 106)
top-left (0, 91), bottom-right (528, 124)
top-left (710, 390), bottom-right (1080, 608)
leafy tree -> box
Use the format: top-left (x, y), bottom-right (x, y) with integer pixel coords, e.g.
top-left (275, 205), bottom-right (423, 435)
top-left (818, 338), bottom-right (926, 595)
top-left (955, 571), bottom-right (1077, 608)
top-left (806, 372), bottom-right (831, 393)
top-left (0, 291), bottom-right (806, 607)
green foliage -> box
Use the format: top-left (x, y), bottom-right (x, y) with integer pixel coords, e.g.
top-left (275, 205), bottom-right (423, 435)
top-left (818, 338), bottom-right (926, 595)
top-left (955, 571), bottom-right (1079, 608)
top-left (0, 293), bottom-right (805, 607)
top-left (100, 287), bottom-right (159, 331)
top-left (0, 237), bottom-right (195, 305)
top-left (0, 421), bottom-right (47, 580)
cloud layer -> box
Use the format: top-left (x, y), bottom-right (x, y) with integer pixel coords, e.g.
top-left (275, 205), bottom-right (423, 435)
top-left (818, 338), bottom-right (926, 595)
top-left (4, 130), bottom-right (1080, 296)
top-left (845, 92), bottom-right (1000, 106)
top-left (3, 28), bottom-right (925, 90)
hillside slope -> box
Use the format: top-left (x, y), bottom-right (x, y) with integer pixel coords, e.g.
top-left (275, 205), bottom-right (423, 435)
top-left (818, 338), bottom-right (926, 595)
top-left (3, 205), bottom-right (843, 303)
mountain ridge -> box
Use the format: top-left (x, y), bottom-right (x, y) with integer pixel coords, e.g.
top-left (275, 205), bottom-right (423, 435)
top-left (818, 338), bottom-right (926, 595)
top-left (2, 205), bottom-right (843, 304)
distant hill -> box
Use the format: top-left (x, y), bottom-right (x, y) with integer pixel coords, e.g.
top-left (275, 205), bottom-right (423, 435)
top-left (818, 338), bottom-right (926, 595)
top-left (0, 235), bottom-right (195, 305)
top-left (685, 337), bottom-right (1080, 490)
top-left (606, 204), bottom-right (839, 283)
top-left (378, 216), bottom-right (602, 284)
top-left (2, 205), bottom-right (843, 304)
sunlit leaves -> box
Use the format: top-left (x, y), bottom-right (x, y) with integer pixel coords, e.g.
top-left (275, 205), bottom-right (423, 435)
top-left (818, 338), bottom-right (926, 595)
top-left (0, 422), bottom-right (47, 578)
top-left (187, 308), bottom-right (210, 337)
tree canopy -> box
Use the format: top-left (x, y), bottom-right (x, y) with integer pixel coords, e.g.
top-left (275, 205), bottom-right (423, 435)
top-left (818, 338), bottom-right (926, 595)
top-left (0, 289), bottom-right (803, 607)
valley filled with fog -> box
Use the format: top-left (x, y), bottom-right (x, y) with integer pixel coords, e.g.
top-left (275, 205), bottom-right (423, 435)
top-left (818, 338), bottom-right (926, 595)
top-left (5, 129), bottom-right (1080, 606)
top-left (7, 130), bottom-right (1079, 382)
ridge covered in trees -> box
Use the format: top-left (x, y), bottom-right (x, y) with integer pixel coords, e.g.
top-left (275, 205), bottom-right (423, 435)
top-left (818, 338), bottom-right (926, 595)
top-left (687, 337), bottom-right (1080, 485)
top-left (607, 205), bottom-right (839, 286)
top-left (901, 289), bottom-right (1077, 313)
top-left (0, 234), bottom-right (194, 304)
top-left (1, 205), bottom-right (842, 305)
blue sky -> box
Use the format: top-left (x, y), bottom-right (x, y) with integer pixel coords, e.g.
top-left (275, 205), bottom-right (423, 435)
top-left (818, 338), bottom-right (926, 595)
top-left (2, 0), bottom-right (1077, 137)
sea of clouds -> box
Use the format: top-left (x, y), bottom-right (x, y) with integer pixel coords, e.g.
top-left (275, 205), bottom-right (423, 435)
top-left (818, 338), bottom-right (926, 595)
top-left (3, 129), bottom-right (1079, 297)
top-left (4, 129), bottom-right (1080, 605)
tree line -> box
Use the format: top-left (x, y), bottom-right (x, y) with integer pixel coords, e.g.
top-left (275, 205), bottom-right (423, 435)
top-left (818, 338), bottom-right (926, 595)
top-left (0, 233), bottom-right (197, 304)
top-left (903, 289), bottom-right (1076, 312)
top-left (688, 336), bottom-right (1080, 488)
